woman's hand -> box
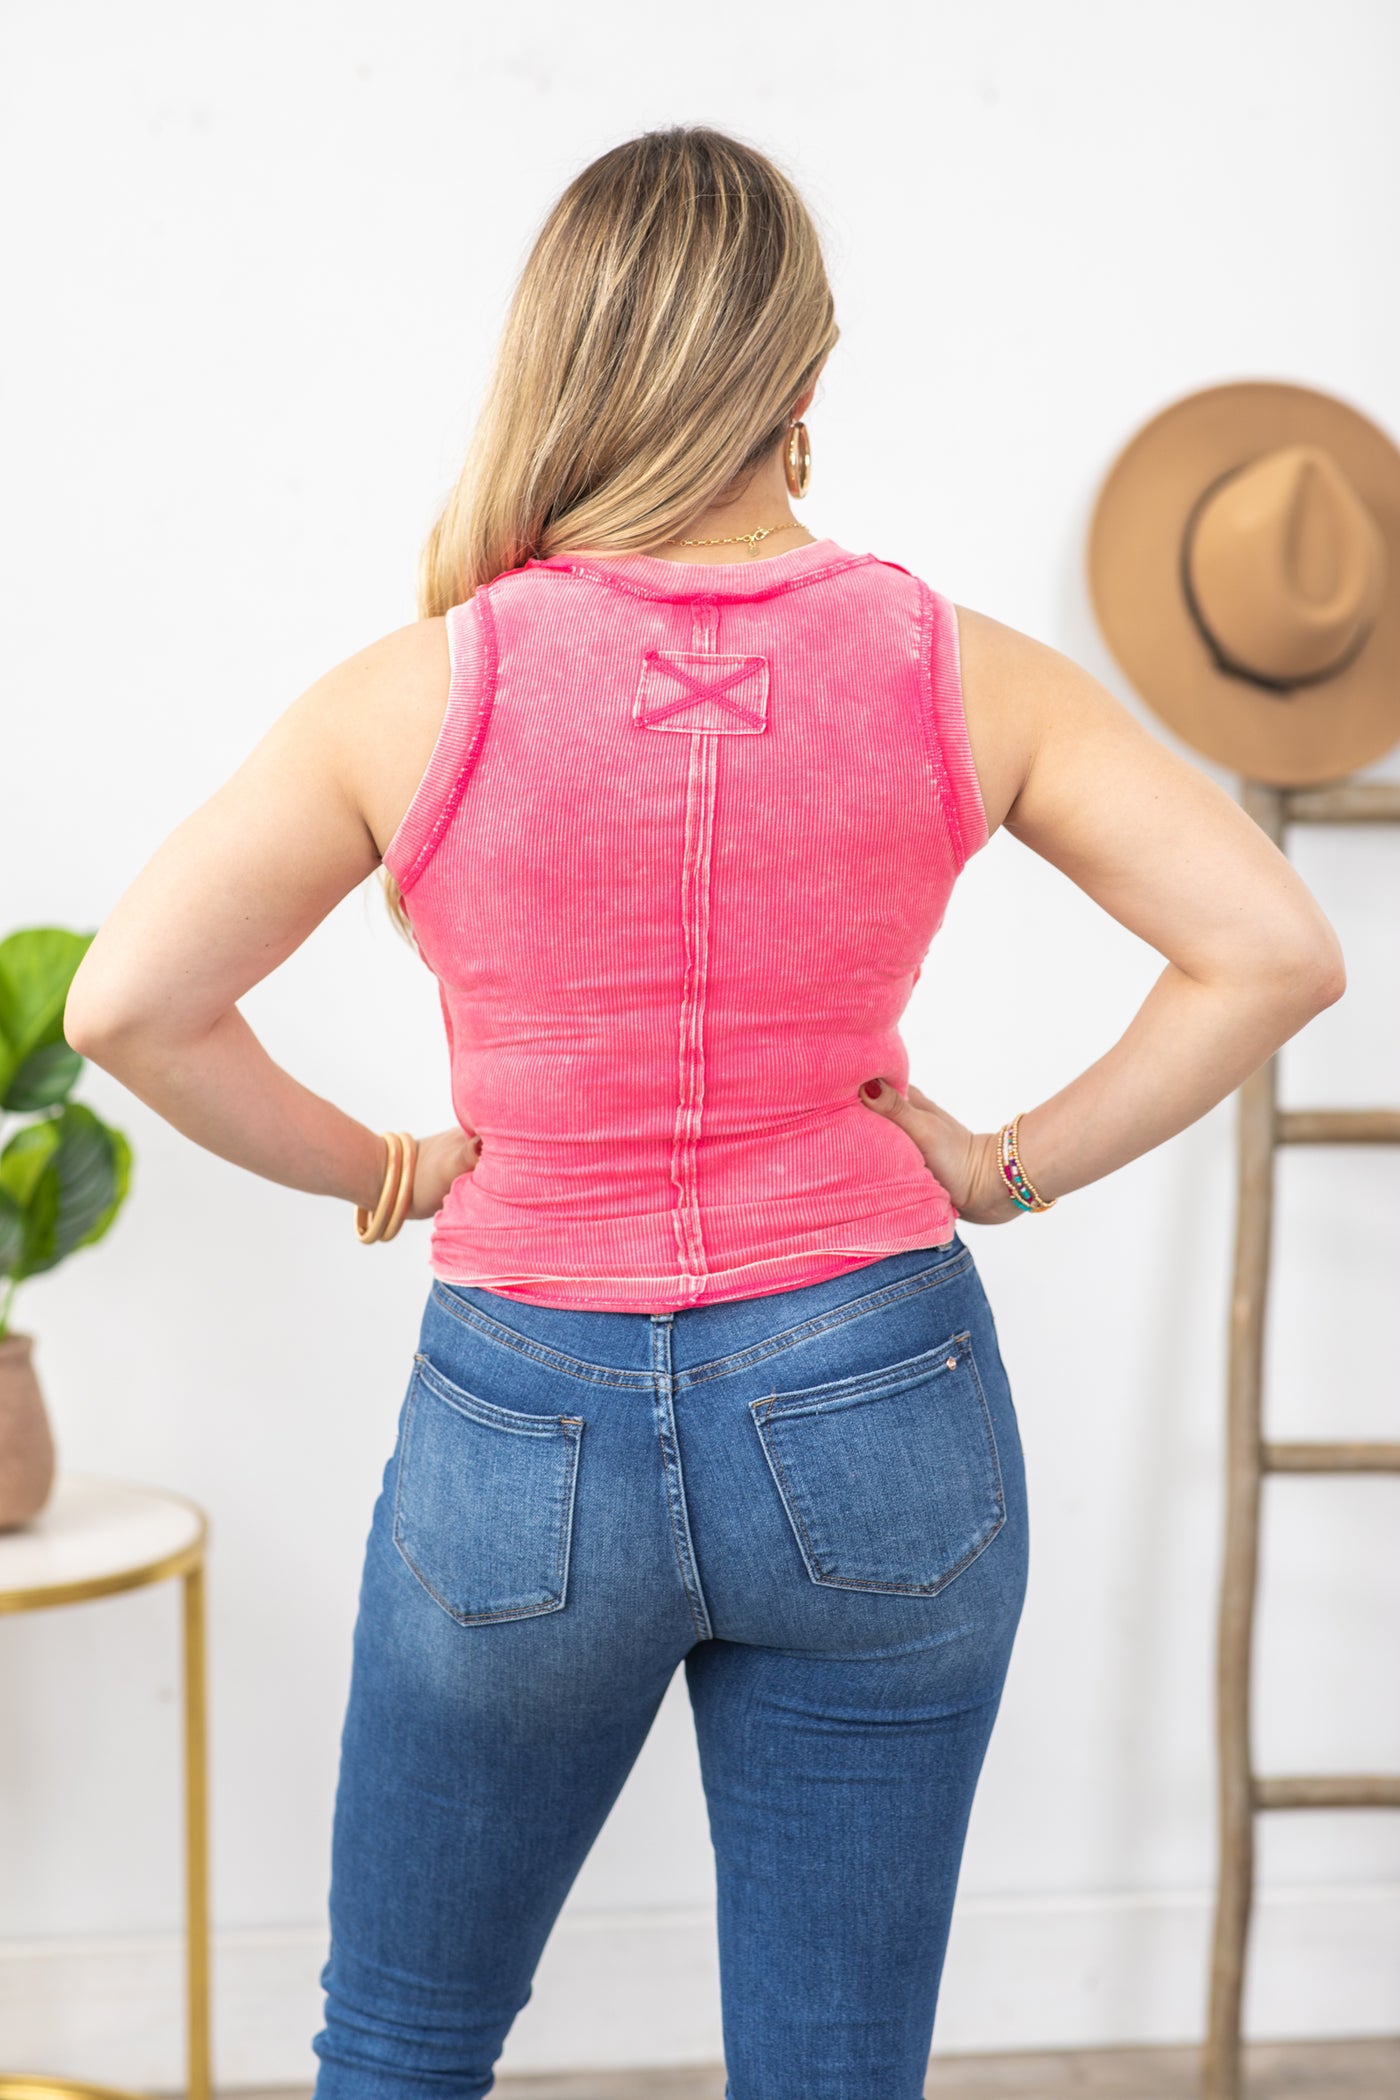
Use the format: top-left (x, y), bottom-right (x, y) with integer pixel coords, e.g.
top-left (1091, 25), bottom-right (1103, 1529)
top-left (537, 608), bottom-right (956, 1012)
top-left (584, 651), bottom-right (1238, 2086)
top-left (858, 1079), bottom-right (1023, 1227)
top-left (408, 1126), bottom-right (483, 1221)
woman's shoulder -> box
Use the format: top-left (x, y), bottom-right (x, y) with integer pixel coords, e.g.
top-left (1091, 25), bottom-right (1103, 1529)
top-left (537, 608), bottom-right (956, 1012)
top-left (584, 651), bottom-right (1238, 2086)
top-left (951, 603), bottom-right (1108, 845)
top-left (297, 614), bottom-right (454, 864)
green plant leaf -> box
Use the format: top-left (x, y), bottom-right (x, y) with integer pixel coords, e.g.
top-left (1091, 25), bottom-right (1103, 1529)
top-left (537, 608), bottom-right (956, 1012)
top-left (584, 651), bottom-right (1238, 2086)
top-left (71, 1119), bottom-right (132, 1255)
top-left (4, 1039), bottom-right (85, 1112)
top-left (0, 928), bottom-right (94, 1108)
top-left (0, 1103), bottom-right (131, 1282)
top-left (0, 1117), bottom-right (61, 1209)
top-left (0, 1185), bottom-right (23, 1281)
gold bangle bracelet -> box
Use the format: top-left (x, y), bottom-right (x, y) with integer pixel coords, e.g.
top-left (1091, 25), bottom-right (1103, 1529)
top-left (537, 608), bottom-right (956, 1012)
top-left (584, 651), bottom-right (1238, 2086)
top-left (380, 1131), bottom-right (418, 1243)
top-left (355, 1131), bottom-right (404, 1244)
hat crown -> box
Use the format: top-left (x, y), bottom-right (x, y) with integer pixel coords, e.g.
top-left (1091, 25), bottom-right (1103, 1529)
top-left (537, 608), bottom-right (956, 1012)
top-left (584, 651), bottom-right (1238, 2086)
top-left (1184, 442), bottom-right (1387, 685)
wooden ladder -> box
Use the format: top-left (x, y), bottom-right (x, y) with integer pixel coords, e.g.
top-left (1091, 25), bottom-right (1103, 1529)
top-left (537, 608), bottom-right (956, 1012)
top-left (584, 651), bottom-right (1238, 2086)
top-left (1203, 778), bottom-right (1400, 2099)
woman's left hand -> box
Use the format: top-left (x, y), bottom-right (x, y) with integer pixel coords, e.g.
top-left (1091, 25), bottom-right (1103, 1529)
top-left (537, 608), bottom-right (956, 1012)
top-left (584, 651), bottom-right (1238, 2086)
top-left (858, 1079), bottom-right (1022, 1226)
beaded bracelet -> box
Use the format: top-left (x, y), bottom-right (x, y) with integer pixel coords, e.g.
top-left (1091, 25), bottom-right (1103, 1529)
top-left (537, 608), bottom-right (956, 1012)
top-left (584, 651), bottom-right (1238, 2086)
top-left (997, 1113), bottom-right (1056, 1214)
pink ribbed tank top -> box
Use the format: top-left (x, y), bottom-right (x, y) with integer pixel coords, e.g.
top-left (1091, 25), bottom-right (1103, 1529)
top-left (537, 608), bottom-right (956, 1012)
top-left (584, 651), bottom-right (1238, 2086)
top-left (383, 536), bottom-right (988, 1312)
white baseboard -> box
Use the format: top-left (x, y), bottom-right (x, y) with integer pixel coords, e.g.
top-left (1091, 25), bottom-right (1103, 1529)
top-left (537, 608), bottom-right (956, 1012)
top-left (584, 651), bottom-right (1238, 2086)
top-left (1, 1883), bottom-right (1396, 2088)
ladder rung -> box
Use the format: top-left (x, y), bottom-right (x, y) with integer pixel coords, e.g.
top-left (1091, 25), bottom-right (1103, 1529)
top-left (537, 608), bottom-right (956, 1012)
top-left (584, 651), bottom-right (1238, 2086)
top-left (1282, 782), bottom-right (1400, 823)
top-left (1255, 1774), bottom-right (1400, 1810)
top-left (1263, 1440), bottom-right (1400, 1473)
top-left (1276, 1108), bottom-right (1400, 1144)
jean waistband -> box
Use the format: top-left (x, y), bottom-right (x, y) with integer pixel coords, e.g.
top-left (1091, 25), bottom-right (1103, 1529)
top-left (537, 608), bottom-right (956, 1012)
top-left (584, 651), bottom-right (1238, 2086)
top-left (425, 1236), bottom-right (973, 1386)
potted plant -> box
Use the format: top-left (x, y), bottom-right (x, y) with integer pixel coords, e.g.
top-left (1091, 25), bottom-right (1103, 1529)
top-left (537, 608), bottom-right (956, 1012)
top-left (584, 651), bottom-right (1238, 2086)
top-left (0, 927), bottom-right (132, 1528)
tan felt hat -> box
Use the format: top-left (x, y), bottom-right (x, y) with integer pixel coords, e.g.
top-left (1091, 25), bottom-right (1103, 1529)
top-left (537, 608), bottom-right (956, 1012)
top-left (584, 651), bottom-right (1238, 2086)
top-left (1087, 380), bottom-right (1400, 785)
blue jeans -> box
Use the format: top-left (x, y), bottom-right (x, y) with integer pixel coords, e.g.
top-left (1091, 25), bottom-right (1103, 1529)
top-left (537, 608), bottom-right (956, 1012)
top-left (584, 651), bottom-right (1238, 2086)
top-left (311, 1233), bottom-right (1029, 2099)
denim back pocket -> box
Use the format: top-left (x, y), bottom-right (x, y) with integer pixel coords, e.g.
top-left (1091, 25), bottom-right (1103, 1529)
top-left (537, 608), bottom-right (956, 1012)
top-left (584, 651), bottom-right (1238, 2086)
top-left (750, 1329), bottom-right (1005, 1597)
top-left (392, 1352), bottom-right (584, 1625)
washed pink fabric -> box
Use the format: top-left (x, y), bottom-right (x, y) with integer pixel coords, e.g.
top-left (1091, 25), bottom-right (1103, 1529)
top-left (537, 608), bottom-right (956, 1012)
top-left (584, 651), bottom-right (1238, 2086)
top-left (384, 536), bottom-right (988, 1311)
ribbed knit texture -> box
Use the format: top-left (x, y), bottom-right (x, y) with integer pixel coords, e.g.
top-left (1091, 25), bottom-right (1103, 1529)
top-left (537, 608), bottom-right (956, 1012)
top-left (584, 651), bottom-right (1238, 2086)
top-left (384, 537), bottom-right (988, 1311)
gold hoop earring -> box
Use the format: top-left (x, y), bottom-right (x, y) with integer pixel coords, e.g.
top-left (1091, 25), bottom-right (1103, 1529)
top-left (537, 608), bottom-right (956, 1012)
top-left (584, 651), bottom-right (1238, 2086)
top-left (784, 419), bottom-right (812, 499)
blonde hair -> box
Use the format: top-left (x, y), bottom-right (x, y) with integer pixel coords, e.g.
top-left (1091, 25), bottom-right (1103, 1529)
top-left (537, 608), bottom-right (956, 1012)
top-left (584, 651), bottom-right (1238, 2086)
top-left (383, 124), bottom-right (839, 938)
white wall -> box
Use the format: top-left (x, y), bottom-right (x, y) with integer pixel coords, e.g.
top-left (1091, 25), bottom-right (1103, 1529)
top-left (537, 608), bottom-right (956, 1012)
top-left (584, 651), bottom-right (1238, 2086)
top-left (2, 0), bottom-right (1398, 2084)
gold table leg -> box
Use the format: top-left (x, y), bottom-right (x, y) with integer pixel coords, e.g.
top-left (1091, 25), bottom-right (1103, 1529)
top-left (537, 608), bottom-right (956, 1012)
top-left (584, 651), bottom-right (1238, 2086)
top-left (0, 1551), bottom-right (212, 2100)
top-left (0, 2083), bottom-right (165, 2100)
top-left (1, 1489), bottom-right (211, 2100)
top-left (183, 1559), bottom-right (211, 2100)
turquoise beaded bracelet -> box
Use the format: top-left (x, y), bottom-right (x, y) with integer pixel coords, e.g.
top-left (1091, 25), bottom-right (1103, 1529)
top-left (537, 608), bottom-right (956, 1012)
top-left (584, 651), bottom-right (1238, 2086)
top-left (998, 1112), bottom-right (1056, 1214)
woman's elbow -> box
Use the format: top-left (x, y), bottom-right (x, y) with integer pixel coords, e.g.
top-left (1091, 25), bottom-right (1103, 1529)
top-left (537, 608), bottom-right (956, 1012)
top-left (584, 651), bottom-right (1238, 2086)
top-left (63, 965), bottom-right (161, 1067)
top-left (63, 986), bottom-right (135, 1065)
top-left (1273, 930), bottom-right (1347, 1017)
top-left (1311, 951), bottom-right (1347, 1010)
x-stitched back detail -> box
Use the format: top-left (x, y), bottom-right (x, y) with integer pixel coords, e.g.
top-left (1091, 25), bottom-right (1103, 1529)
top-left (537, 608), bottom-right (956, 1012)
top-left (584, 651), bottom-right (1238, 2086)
top-left (635, 649), bottom-right (770, 735)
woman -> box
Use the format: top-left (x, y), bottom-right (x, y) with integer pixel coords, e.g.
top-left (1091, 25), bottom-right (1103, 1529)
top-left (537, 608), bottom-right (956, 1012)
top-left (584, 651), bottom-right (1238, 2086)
top-left (65, 126), bottom-right (1344, 2099)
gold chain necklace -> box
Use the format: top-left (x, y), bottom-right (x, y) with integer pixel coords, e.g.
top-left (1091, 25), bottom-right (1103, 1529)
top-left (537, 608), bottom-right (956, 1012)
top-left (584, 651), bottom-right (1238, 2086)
top-left (660, 521), bottom-right (812, 551)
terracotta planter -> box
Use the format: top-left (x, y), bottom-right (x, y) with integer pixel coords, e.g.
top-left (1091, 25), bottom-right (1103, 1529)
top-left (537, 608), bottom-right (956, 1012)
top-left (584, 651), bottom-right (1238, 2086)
top-left (0, 1332), bottom-right (57, 1530)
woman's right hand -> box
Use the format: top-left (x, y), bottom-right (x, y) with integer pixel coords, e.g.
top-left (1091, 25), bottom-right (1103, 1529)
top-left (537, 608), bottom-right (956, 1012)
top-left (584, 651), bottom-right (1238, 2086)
top-left (408, 1125), bottom-right (483, 1221)
top-left (858, 1079), bottom-right (1023, 1226)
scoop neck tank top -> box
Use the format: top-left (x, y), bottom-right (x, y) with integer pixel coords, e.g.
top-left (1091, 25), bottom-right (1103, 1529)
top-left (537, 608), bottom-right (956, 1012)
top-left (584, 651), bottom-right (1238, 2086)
top-left (383, 535), bottom-right (989, 1312)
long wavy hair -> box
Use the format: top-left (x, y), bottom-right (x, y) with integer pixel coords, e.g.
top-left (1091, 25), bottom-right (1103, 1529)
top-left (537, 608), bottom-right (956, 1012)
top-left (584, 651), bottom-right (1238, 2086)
top-left (383, 123), bottom-right (839, 938)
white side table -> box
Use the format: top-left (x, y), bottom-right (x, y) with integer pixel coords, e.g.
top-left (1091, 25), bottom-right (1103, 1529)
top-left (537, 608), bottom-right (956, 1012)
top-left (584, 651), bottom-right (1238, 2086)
top-left (0, 1475), bottom-right (210, 2100)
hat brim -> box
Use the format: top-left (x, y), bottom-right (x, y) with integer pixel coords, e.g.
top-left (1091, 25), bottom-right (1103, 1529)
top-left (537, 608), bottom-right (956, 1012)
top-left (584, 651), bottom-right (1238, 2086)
top-left (1087, 379), bottom-right (1400, 785)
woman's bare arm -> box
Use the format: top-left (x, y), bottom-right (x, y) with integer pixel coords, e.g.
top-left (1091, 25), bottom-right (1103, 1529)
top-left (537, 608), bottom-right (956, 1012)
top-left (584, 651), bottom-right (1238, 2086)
top-left (862, 606), bottom-right (1347, 1222)
top-left (62, 616), bottom-right (470, 1218)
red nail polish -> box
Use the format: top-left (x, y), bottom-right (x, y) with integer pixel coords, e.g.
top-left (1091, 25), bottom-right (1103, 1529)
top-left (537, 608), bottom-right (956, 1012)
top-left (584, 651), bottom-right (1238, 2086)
top-left (861, 1079), bottom-right (882, 1100)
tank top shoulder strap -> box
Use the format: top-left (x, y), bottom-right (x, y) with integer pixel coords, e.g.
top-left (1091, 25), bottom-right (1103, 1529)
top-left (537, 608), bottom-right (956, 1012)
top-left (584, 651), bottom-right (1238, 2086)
top-left (383, 587), bottom-right (500, 896)
top-left (868, 555), bottom-right (989, 871)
